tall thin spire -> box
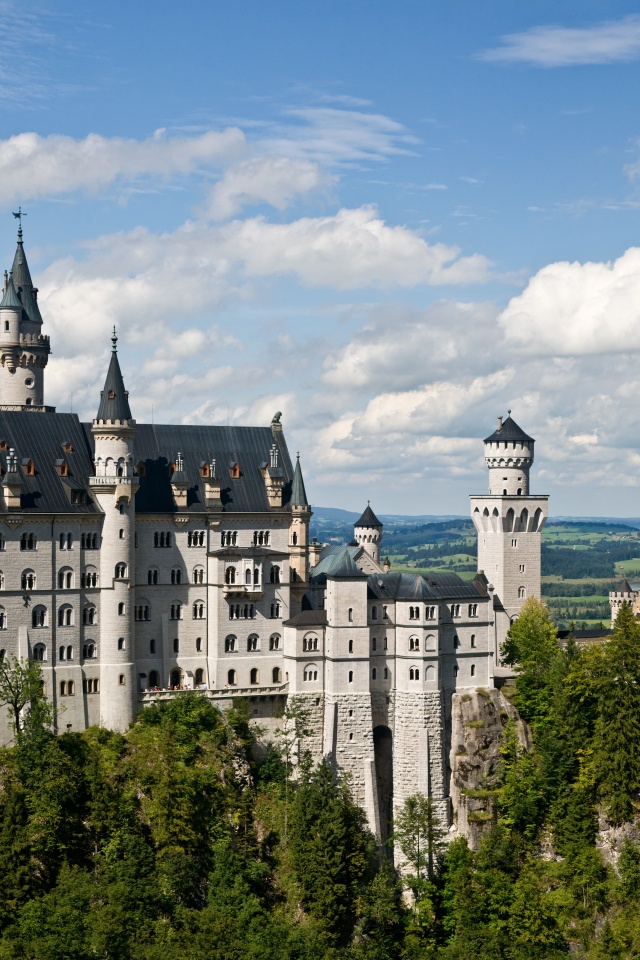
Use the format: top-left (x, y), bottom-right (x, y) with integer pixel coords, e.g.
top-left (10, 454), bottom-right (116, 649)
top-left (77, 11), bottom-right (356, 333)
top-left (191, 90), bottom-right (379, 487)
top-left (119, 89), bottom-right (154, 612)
top-left (96, 332), bottom-right (132, 422)
top-left (290, 453), bottom-right (309, 508)
top-left (9, 218), bottom-right (42, 325)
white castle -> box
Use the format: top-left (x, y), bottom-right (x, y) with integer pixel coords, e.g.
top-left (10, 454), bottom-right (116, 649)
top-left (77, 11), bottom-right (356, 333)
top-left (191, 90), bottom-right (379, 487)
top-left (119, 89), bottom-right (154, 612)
top-left (0, 227), bottom-right (549, 836)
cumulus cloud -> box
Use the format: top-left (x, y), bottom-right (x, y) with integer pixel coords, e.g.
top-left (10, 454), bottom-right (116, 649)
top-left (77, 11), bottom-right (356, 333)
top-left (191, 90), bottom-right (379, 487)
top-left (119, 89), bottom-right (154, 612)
top-left (205, 156), bottom-right (335, 219)
top-left (498, 247), bottom-right (640, 355)
top-left (0, 128), bottom-right (245, 206)
top-left (478, 15), bottom-right (640, 67)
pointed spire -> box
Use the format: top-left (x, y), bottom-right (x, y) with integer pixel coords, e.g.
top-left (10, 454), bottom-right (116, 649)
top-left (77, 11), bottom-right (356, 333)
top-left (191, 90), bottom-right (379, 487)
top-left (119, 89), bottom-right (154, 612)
top-left (9, 222), bottom-right (42, 325)
top-left (291, 453), bottom-right (309, 508)
top-left (355, 502), bottom-right (382, 528)
top-left (96, 329), bottom-right (132, 422)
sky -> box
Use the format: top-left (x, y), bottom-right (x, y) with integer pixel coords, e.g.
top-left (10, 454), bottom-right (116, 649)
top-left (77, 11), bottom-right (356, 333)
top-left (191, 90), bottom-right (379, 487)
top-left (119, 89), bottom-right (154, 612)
top-left (3, 1), bottom-right (640, 516)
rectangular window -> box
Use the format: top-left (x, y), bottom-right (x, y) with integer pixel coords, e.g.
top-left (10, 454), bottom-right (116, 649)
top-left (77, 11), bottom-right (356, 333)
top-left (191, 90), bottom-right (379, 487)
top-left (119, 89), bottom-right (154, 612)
top-left (519, 563), bottom-right (525, 573)
top-left (511, 539), bottom-right (517, 548)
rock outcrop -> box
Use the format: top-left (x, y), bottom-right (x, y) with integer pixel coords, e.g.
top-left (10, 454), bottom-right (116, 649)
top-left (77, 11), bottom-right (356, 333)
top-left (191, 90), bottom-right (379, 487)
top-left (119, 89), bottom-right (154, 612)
top-left (449, 686), bottom-right (531, 849)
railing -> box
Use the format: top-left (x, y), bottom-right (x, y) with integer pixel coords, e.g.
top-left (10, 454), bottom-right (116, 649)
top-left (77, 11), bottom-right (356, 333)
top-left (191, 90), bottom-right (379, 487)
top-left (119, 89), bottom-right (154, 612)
top-left (138, 682), bottom-right (289, 703)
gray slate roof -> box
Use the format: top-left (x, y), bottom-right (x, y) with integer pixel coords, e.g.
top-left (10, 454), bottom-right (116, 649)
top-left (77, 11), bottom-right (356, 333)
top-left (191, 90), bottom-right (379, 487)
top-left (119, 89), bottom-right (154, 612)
top-left (10, 235), bottom-right (43, 325)
top-left (312, 546), bottom-right (367, 579)
top-left (355, 503), bottom-right (382, 527)
top-left (484, 414), bottom-right (533, 445)
top-left (0, 276), bottom-right (22, 310)
top-left (368, 570), bottom-right (487, 601)
top-left (96, 346), bottom-right (133, 422)
top-left (284, 609), bottom-right (328, 627)
top-left (290, 455), bottom-right (309, 508)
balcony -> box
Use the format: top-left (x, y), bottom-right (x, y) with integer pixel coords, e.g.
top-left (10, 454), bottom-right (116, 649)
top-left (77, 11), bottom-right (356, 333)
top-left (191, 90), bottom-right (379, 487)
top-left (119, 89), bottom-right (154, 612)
top-left (222, 583), bottom-right (264, 600)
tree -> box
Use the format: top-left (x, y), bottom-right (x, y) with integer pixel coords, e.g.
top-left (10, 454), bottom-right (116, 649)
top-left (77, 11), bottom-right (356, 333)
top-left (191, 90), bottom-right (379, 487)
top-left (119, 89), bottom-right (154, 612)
top-left (392, 793), bottom-right (446, 887)
top-left (501, 597), bottom-right (562, 731)
top-left (0, 655), bottom-right (48, 736)
top-left (274, 696), bottom-right (312, 843)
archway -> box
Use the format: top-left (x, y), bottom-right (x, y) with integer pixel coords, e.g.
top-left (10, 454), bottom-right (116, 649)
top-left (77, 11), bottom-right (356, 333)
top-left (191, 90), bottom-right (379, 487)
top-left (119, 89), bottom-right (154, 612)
top-left (373, 725), bottom-right (393, 846)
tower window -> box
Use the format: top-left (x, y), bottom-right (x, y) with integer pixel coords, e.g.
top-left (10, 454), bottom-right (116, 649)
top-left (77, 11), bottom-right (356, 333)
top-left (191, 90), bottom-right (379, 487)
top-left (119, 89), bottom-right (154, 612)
top-left (518, 586), bottom-right (526, 599)
top-left (471, 664), bottom-right (476, 677)
top-left (348, 607), bottom-right (353, 622)
top-left (348, 671), bottom-right (353, 683)
top-left (511, 539), bottom-right (517, 548)
top-left (118, 637), bottom-right (125, 650)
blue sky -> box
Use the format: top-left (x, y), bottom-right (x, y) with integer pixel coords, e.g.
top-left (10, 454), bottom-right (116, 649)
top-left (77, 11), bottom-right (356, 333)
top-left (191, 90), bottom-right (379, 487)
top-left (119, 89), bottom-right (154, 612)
top-left (3, 1), bottom-right (640, 515)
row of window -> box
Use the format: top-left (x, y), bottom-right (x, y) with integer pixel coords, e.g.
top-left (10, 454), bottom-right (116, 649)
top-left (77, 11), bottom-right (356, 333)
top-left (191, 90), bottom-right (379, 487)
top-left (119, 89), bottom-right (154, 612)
top-left (226, 666), bottom-right (282, 687)
top-left (25, 642), bottom-right (98, 662)
top-left (224, 565), bottom-right (281, 584)
top-left (224, 634), bottom-right (281, 652)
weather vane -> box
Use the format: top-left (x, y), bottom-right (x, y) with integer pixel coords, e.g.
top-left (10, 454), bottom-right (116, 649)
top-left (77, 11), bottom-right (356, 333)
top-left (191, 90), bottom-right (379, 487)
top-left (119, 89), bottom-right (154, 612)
top-left (12, 207), bottom-right (26, 226)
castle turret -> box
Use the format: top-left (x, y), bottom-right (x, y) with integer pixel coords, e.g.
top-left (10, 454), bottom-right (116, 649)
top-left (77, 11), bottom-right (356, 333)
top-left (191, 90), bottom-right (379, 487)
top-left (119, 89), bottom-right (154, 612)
top-left (470, 413), bottom-right (549, 657)
top-left (0, 226), bottom-right (51, 410)
top-left (89, 329), bottom-right (138, 732)
top-left (289, 454), bottom-right (312, 612)
top-left (354, 503), bottom-right (383, 565)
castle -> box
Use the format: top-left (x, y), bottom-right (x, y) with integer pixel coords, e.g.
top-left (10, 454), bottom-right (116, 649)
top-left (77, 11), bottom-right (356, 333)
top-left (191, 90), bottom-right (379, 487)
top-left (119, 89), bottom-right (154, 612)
top-left (0, 226), bottom-right (549, 836)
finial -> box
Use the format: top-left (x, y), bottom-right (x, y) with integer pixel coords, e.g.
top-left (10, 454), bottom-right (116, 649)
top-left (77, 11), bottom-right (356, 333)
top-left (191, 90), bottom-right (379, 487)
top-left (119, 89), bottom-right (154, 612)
top-left (508, 409), bottom-right (511, 416)
top-left (296, 451), bottom-right (300, 460)
top-left (111, 326), bottom-right (118, 352)
top-left (12, 206), bottom-right (26, 241)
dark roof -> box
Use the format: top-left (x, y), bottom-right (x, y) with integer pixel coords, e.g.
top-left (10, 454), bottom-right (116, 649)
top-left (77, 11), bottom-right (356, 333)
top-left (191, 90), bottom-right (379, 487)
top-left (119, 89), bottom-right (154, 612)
top-left (290, 455), bottom-right (309, 508)
top-left (367, 570), bottom-right (486, 601)
top-left (96, 343), bottom-right (132, 422)
top-left (557, 627), bottom-right (613, 643)
top-left (0, 276), bottom-right (21, 310)
top-left (0, 411), bottom-right (98, 513)
top-left (212, 546), bottom-right (289, 558)
top-left (314, 546), bottom-right (367, 579)
top-left (129, 423), bottom-right (295, 514)
top-left (284, 610), bottom-right (328, 627)
top-left (484, 414), bottom-right (533, 445)
top-left (10, 233), bottom-right (43, 325)
top-left (618, 578), bottom-right (633, 593)
top-left (355, 503), bottom-right (382, 527)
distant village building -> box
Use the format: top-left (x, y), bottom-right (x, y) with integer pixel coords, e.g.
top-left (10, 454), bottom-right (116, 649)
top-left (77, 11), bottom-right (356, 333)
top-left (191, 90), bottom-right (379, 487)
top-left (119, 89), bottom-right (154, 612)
top-left (0, 226), bottom-right (548, 837)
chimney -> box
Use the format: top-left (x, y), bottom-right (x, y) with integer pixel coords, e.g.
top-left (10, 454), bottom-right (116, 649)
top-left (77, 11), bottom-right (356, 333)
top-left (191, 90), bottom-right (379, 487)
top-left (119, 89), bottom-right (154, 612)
top-left (497, 415), bottom-right (503, 430)
top-left (204, 458), bottom-right (222, 508)
top-left (383, 557), bottom-right (391, 573)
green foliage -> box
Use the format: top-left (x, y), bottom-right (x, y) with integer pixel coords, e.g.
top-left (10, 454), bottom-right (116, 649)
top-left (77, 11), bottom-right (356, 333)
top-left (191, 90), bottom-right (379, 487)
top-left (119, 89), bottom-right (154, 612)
top-left (392, 793), bottom-right (446, 887)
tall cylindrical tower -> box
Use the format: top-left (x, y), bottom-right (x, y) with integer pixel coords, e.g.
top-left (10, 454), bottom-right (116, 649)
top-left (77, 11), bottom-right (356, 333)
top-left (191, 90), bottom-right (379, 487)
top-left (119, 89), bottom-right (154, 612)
top-left (0, 227), bottom-right (51, 410)
top-left (89, 331), bottom-right (138, 732)
top-left (483, 411), bottom-right (534, 496)
top-left (354, 503), bottom-right (383, 565)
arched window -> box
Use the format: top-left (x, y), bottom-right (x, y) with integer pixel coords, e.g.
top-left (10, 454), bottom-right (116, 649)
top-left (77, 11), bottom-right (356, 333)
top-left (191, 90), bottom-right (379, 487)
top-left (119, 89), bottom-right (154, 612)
top-left (470, 634), bottom-right (476, 648)
top-left (118, 602), bottom-right (125, 616)
top-left (32, 643), bottom-right (46, 661)
top-left (171, 567), bottom-right (182, 585)
top-left (225, 566), bottom-right (236, 585)
top-left (193, 601), bottom-right (205, 620)
top-left (58, 605), bottom-right (73, 627)
top-left (272, 666), bottom-right (281, 683)
top-left (60, 680), bottom-right (67, 696)
top-left (270, 565), bottom-right (280, 584)
top-left (425, 634), bottom-right (436, 651)
top-left (173, 637), bottom-right (179, 653)
top-left (471, 664), bottom-right (476, 677)
top-left (148, 568), bottom-right (159, 585)
top-left (59, 645), bottom-right (66, 661)
top-left (150, 638), bottom-right (156, 654)
top-left (170, 603), bottom-right (182, 620)
top-left (348, 608), bottom-right (353, 622)
top-left (454, 664), bottom-right (459, 678)
top-left (426, 665), bottom-right (435, 681)
top-left (118, 674), bottom-right (126, 686)
top-left (269, 634), bottom-right (280, 651)
top-left (58, 568), bottom-right (73, 589)
top-left (118, 637), bottom-right (125, 650)
top-left (195, 668), bottom-right (204, 686)
top-left (83, 604), bottom-right (96, 625)
top-left (518, 586), bottom-right (525, 599)
top-left (66, 645), bottom-right (73, 660)
top-left (250, 667), bottom-right (259, 685)
top-left (383, 667), bottom-right (389, 680)
top-left (135, 603), bottom-right (150, 621)
top-left (371, 606), bottom-right (377, 620)
top-left (170, 669), bottom-right (181, 688)
top-left (227, 669), bottom-right (236, 686)
top-left (83, 642), bottom-right (96, 659)
top-left (21, 533), bottom-right (37, 551)
top-left (0, 571), bottom-right (4, 590)
top-left (348, 639), bottom-right (353, 653)
top-left (149, 670), bottom-right (159, 688)
top-left (21, 569), bottom-right (36, 590)
top-left (0, 606), bottom-right (6, 630)
top-left (245, 568), bottom-right (251, 585)
top-left (192, 566), bottom-right (204, 584)
top-left (304, 663), bottom-right (318, 682)
top-left (196, 636), bottom-right (202, 652)
top-left (348, 670), bottom-right (353, 683)
top-left (81, 568), bottom-right (98, 588)
top-left (409, 666), bottom-right (420, 681)
top-left (372, 667), bottom-right (377, 680)
top-left (409, 636), bottom-right (420, 652)
top-left (247, 634), bottom-right (259, 651)
top-left (225, 635), bottom-right (237, 652)
top-left (115, 563), bottom-right (127, 579)
top-left (32, 605), bottom-right (47, 628)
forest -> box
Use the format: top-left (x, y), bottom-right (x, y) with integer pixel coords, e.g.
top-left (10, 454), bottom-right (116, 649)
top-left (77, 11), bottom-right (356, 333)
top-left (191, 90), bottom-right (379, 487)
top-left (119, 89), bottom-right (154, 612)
top-left (0, 599), bottom-right (639, 957)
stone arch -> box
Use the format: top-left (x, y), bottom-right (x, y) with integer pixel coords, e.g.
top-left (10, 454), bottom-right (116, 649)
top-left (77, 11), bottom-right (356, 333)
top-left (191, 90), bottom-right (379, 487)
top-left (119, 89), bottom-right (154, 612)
top-left (504, 507), bottom-right (515, 533)
top-left (373, 726), bottom-right (393, 844)
top-left (532, 507), bottom-right (543, 532)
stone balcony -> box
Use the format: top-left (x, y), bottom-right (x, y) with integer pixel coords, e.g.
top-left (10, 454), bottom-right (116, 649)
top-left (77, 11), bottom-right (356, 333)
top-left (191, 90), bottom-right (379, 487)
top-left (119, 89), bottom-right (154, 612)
top-left (222, 583), bottom-right (264, 600)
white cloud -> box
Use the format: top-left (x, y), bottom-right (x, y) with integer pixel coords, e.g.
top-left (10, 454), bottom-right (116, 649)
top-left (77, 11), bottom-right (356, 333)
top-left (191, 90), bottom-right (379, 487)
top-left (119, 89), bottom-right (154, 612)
top-left (499, 247), bottom-right (640, 355)
top-left (479, 16), bottom-right (640, 68)
top-left (0, 128), bottom-right (245, 206)
top-left (206, 156), bottom-right (335, 219)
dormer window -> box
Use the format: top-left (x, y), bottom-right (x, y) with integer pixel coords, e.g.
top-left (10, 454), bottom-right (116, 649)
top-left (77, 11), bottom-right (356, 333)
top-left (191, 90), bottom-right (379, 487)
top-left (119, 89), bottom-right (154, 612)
top-left (108, 390), bottom-right (115, 400)
top-left (21, 458), bottom-right (35, 477)
top-left (199, 461), bottom-right (210, 478)
top-left (62, 441), bottom-right (73, 454)
top-left (0, 441), bottom-right (7, 451)
top-left (229, 462), bottom-right (241, 479)
top-left (55, 459), bottom-right (69, 477)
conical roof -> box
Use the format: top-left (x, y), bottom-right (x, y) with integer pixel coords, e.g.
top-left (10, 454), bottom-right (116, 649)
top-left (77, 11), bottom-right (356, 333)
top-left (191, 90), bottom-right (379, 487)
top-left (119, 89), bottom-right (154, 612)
top-left (0, 275), bottom-right (22, 309)
top-left (10, 229), bottom-right (42, 324)
top-left (96, 331), bottom-right (132, 422)
top-left (355, 502), bottom-right (382, 528)
top-left (484, 413), bottom-right (533, 445)
top-left (290, 454), bottom-right (309, 507)
top-left (619, 578), bottom-right (633, 594)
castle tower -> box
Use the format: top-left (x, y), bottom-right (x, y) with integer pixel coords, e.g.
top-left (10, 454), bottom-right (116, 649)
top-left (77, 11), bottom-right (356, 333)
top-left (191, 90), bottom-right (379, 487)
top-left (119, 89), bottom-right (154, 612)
top-left (289, 454), bottom-right (312, 612)
top-left (470, 413), bottom-right (549, 656)
top-left (89, 330), bottom-right (138, 731)
top-left (354, 503), bottom-right (383, 565)
top-left (0, 225), bottom-right (51, 410)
